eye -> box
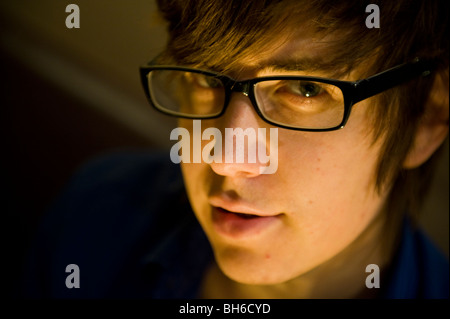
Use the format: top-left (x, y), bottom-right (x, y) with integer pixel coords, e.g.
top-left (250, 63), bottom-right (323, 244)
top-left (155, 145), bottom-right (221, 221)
top-left (191, 73), bottom-right (223, 89)
top-left (290, 81), bottom-right (324, 97)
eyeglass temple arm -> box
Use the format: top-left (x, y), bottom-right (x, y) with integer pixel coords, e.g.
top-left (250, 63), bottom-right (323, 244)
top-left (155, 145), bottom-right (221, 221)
top-left (351, 58), bottom-right (436, 104)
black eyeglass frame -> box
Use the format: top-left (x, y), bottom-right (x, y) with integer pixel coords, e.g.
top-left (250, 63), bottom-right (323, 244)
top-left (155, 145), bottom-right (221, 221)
top-left (140, 57), bottom-right (435, 132)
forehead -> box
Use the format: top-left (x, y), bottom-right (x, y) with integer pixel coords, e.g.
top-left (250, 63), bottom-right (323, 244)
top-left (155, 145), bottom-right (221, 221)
top-left (239, 31), bottom-right (348, 74)
top-left (200, 29), bottom-right (360, 80)
top-left (169, 24), bottom-right (368, 81)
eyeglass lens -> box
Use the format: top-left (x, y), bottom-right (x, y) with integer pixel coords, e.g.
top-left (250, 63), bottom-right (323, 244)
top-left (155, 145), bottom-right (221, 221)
top-left (147, 70), bottom-right (345, 129)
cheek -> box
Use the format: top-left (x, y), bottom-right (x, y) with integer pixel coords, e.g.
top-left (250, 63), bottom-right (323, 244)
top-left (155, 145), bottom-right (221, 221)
top-left (276, 122), bottom-right (380, 202)
top-left (273, 131), bottom-right (343, 208)
top-left (181, 162), bottom-right (209, 205)
top-left (274, 128), bottom-right (382, 239)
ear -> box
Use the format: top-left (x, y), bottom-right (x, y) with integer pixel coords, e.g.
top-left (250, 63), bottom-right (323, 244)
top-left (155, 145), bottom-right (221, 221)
top-left (403, 70), bottom-right (449, 169)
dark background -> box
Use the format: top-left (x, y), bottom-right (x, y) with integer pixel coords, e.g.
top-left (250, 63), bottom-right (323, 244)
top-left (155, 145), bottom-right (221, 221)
top-left (2, 0), bottom-right (448, 298)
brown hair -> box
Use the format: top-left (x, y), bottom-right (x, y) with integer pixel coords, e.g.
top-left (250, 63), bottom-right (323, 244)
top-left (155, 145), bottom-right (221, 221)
top-left (155, 0), bottom-right (449, 234)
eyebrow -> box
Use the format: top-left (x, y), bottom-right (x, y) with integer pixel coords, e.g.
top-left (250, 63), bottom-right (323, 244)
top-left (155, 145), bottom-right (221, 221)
top-left (266, 58), bottom-right (322, 71)
top-left (261, 56), bottom-right (350, 78)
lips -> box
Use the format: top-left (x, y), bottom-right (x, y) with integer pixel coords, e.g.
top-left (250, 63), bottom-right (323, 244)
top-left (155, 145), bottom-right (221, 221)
top-left (231, 212), bottom-right (260, 219)
top-left (209, 196), bottom-right (277, 217)
top-left (209, 197), bottom-right (282, 239)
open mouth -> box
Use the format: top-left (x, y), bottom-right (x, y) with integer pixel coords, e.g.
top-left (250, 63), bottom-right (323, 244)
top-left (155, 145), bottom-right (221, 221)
top-left (235, 213), bottom-right (260, 219)
top-left (211, 206), bottom-right (281, 238)
top-left (220, 208), bottom-right (260, 219)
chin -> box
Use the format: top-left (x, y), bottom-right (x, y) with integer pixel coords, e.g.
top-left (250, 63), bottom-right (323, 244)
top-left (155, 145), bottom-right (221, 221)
top-left (213, 245), bottom-right (297, 285)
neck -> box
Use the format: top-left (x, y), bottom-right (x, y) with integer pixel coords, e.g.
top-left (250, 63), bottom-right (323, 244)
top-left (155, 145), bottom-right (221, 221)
top-left (199, 210), bottom-right (395, 299)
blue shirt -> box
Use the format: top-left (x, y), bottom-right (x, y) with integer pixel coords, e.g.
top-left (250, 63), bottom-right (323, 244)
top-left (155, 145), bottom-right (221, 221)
top-left (19, 152), bottom-right (449, 299)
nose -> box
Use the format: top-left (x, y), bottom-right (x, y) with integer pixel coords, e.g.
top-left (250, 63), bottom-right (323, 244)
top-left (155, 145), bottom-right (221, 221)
top-left (208, 92), bottom-right (273, 178)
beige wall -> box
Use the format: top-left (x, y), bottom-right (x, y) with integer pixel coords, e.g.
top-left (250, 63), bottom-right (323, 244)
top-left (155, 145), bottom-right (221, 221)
top-left (1, 0), bottom-right (175, 146)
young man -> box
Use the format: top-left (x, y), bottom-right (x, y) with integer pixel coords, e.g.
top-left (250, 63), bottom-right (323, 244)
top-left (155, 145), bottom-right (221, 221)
top-left (21, 0), bottom-right (448, 298)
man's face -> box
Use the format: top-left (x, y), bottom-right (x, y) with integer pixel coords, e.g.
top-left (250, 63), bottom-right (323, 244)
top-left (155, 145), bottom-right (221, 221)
top-left (179, 31), bottom-right (389, 285)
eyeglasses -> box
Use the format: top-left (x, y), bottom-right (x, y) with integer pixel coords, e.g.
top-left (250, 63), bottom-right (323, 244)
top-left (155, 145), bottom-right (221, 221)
top-left (139, 57), bottom-right (434, 132)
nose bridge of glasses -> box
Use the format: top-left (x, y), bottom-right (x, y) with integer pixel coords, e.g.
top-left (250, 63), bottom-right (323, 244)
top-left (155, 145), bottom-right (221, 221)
top-left (230, 81), bottom-right (251, 97)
